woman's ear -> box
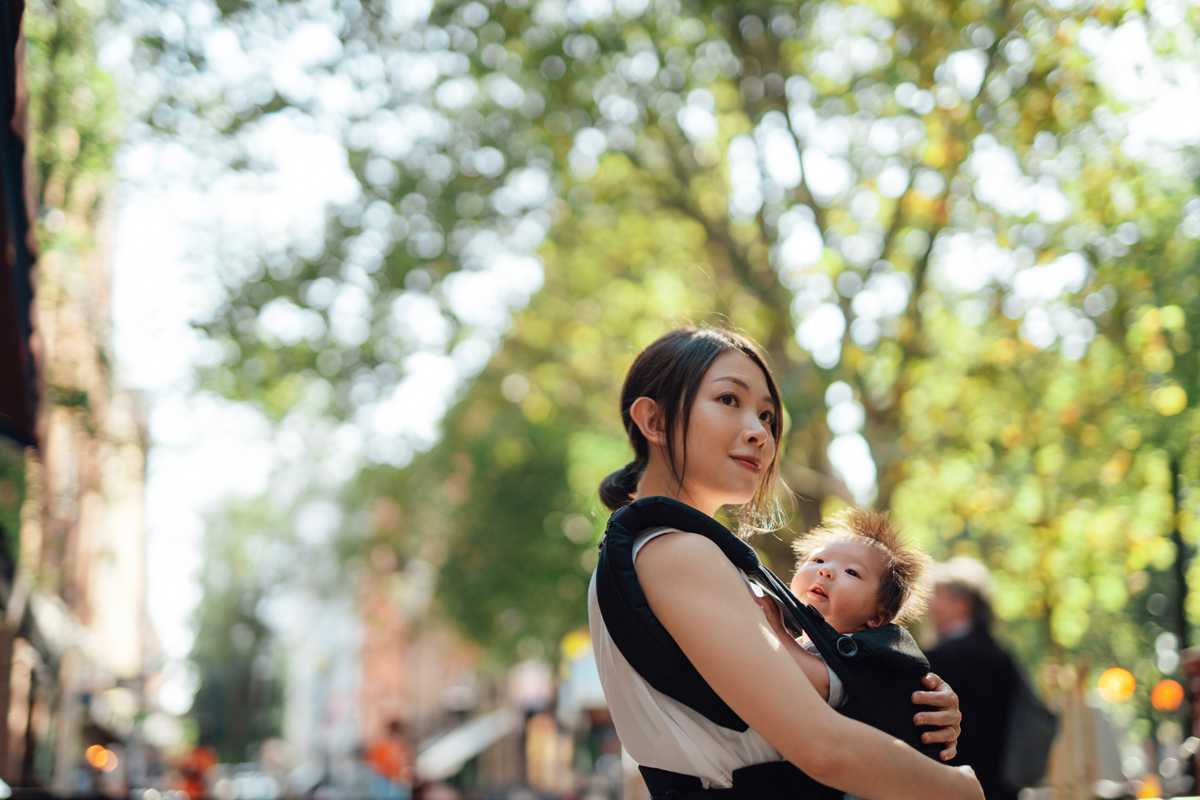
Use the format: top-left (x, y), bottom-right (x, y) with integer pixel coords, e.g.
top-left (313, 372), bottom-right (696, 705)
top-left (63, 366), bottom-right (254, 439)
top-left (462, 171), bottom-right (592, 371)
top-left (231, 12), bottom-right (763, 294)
top-left (629, 397), bottom-right (667, 445)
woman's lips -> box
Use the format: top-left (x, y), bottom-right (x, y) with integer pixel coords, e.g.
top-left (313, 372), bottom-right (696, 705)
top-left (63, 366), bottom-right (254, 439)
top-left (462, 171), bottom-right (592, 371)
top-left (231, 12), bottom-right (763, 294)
top-left (731, 456), bottom-right (760, 473)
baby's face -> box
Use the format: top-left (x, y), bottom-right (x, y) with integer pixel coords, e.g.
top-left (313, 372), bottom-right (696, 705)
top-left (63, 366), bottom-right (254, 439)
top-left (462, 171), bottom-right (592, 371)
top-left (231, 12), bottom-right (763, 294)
top-left (791, 537), bottom-right (888, 634)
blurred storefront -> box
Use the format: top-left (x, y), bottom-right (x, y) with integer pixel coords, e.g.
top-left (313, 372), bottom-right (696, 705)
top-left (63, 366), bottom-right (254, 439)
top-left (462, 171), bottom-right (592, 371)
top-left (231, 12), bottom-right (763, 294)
top-left (0, 4), bottom-right (158, 793)
top-left (345, 561), bottom-right (625, 799)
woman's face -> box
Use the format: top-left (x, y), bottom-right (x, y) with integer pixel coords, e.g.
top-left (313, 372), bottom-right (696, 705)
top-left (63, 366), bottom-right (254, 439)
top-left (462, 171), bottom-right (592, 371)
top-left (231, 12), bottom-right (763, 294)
top-left (673, 350), bottom-right (778, 512)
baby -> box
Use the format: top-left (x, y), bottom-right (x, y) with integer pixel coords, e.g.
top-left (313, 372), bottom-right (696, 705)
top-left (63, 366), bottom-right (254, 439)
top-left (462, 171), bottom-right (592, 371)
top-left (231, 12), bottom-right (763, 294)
top-left (758, 507), bottom-right (932, 709)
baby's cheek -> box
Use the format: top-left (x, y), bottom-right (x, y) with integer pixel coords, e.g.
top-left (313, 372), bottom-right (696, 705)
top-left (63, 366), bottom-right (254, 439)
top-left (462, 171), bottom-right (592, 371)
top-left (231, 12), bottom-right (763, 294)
top-left (790, 565), bottom-right (812, 591)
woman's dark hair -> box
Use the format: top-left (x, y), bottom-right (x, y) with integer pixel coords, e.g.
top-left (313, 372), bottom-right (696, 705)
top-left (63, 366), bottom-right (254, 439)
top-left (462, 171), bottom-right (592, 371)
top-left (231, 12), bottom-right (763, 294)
top-left (598, 327), bottom-right (785, 535)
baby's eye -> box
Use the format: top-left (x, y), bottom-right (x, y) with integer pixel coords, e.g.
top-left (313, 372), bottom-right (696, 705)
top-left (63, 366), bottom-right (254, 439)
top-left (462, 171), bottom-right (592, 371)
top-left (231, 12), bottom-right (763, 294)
top-left (845, 568), bottom-right (859, 578)
top-left (810, 557), bottom-right (824, 564)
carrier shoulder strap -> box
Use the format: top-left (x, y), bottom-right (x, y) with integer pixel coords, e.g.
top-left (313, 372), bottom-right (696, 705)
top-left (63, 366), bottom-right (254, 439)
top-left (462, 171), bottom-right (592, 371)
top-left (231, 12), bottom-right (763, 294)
top-left (594, 496), bottom-right (754, 730)
top-left (595, 496), bottom-right (935, 744)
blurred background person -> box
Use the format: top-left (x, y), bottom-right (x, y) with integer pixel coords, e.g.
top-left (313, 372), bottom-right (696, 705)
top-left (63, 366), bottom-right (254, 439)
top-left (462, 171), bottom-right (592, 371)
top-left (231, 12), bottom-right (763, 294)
top-left (365, 720), bottom-right (414, 800)
top-left (176, 741), bottom-right (219, 800)
top-left (925, 558), bottom-right (1020, 800)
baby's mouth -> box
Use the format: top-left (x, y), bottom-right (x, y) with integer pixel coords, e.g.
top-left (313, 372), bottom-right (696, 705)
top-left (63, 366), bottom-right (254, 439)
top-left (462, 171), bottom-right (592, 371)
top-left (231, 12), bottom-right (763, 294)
top-left (808, 584), bottom-right (828, 600)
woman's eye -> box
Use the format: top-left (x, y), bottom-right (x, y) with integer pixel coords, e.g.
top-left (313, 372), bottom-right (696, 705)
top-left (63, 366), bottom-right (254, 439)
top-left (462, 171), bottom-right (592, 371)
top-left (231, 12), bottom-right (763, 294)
top-left (720, 394), bottom-right (737, 406)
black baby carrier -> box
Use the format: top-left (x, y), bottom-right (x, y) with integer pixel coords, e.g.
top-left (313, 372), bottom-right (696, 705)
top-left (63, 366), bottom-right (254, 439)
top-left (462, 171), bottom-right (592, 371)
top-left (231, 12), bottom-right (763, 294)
top-left (594, 496), bottom-right (941, 799)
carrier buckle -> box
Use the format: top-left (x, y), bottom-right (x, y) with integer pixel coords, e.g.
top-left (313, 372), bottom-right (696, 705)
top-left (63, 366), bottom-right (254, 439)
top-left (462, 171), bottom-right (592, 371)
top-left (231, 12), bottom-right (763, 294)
top-left (836, 635), bottom-right (859, 658)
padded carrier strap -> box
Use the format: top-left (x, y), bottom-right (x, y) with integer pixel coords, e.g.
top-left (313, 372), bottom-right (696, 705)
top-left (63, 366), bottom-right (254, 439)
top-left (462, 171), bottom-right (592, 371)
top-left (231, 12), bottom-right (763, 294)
top-left (594, 496), bottom-right (758, 730)
top-left (595, 497), bottom-right (942, 787)
top-left (641, 762), bottom-right (824, 799)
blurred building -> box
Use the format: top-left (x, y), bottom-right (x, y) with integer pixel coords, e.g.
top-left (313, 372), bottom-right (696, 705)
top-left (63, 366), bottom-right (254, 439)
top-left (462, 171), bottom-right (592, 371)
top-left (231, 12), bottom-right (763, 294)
top-left (275, 564), bottom-right (486, 782)
top-left (0, 3), bottom-right (158, 792)
top-left (356, 563), bottom-right (481, 746)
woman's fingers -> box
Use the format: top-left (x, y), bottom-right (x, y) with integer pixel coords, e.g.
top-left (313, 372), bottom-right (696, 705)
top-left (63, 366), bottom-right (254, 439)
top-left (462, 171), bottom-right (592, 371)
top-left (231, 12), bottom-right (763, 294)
top-left (920, 672), bottom-right (953, 695)
top-left (912, 691), bottom-right (961, 711)
top-left (919, 721), bottom-right (959, 761)
top-left (918, 719), bottom-right (959, 737)
top-left (913, 673), bottom-right (960, 715)
top-left (914, 673), bottom-right (961, 761)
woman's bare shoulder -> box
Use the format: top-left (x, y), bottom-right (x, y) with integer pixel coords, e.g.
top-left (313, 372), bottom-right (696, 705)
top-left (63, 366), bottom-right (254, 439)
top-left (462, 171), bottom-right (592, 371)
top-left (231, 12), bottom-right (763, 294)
top-left (635, 531), bottom-right (744, 596)
top-left (637, 529), bottom-right (727, 565)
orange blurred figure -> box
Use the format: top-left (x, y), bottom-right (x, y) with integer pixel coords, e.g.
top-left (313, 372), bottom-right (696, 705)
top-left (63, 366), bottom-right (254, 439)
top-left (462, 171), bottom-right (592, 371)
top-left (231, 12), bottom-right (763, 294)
top-left (176, 744), bottom-right (218, 799)
top-left (366, 720), bottom-right (413, 790)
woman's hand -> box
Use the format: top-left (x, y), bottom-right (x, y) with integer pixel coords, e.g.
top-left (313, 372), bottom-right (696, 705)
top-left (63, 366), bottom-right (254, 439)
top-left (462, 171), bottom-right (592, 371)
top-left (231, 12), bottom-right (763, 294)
top-left (912, 672), bottom-right (962, 761)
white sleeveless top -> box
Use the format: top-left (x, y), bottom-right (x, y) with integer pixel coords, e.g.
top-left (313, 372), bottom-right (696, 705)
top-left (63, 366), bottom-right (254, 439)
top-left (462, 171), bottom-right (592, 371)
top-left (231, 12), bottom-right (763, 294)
top-left (587, 527), bottom-right (786, 789)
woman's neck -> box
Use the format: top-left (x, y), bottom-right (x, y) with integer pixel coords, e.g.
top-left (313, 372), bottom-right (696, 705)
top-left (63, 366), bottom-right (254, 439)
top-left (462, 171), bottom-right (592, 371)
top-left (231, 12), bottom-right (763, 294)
top-left (634, 456), bottom-right (719, 517)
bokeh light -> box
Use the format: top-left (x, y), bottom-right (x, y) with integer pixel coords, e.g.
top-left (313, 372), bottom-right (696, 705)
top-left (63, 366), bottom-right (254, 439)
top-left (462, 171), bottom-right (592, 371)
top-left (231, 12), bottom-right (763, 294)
top-left (1097, 668), bottom-right (1136, 702)
top-left (1151, 678), bottom-right (1185, 712)
top-left (85, 744), bottom-right (109, 769)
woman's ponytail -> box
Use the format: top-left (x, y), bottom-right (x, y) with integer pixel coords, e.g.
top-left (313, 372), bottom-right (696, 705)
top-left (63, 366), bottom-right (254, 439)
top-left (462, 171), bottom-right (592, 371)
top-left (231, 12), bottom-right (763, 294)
top-left (599, 459), bottom-right (644, 511)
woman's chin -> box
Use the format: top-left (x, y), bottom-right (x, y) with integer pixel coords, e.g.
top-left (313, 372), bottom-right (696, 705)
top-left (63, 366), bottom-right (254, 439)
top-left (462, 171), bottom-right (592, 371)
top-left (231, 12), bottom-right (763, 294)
top-left (724, 482), bottom-right (760, 506)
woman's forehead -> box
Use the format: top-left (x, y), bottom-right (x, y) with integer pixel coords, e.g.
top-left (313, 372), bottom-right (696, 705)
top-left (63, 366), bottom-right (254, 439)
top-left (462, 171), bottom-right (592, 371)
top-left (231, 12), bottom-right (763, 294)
top-left (703, 350), bottom-right (772, 393)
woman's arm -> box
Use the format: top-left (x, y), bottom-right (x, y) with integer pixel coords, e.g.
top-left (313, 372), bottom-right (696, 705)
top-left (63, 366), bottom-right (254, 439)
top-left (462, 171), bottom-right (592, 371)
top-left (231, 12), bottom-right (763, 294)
top-left (638, 533), bottom-right (981, 800)
top-left (752, 595), bottom-right (831, 700)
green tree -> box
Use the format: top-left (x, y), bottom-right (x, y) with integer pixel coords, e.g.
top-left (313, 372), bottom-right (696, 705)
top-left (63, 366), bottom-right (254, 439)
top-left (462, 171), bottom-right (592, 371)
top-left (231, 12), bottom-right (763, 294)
top-left (126, 0), bottom-right (1200, 684)
top-left (26, 0), bottom-right (119, 223)
top-left (189, 499), bottom-right (293, 761)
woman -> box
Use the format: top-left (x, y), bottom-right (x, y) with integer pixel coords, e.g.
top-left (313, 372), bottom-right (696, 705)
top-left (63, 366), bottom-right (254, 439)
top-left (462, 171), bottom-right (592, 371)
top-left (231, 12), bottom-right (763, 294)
top-left (587, 327), bottom-right (982, 799)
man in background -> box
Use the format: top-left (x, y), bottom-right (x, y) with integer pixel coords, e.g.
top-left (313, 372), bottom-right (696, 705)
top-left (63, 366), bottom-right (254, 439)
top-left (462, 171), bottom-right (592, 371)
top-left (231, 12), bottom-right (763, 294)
top-left (925, 558), bottom-right (1021, 800)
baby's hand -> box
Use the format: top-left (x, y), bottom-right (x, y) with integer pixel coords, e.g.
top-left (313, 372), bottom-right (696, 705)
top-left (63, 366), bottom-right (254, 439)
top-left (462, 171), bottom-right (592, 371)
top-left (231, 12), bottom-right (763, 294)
top-left (754, 594), bottom-right (831, 701)
top-left (753, 594), bottom-right (793, 642)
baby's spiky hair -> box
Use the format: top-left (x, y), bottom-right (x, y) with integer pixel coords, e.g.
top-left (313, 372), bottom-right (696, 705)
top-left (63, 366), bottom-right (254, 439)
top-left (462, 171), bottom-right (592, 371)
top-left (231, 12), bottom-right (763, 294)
top-left (792, 508), bottom-right (932, 627)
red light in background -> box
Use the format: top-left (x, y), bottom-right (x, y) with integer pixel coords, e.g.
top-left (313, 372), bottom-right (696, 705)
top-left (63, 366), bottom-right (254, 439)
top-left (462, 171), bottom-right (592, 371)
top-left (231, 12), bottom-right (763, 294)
top-left (1152, 679), bottom-right (1185, 712)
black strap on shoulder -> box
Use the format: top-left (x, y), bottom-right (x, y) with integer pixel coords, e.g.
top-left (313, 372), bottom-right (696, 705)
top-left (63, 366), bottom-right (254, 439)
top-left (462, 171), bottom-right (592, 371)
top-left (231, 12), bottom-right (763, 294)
top-left (595, 496), bottom-right (752, 730)
top-left (595, 496), bottom-right (939, 755)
